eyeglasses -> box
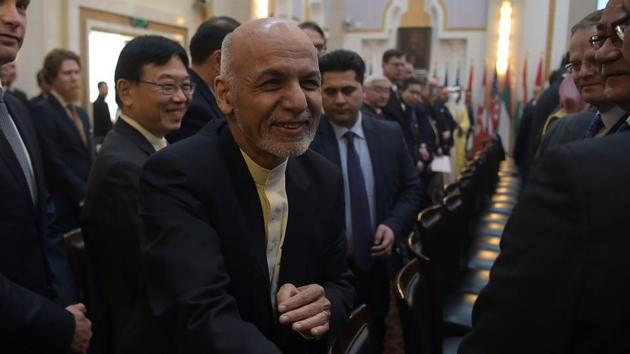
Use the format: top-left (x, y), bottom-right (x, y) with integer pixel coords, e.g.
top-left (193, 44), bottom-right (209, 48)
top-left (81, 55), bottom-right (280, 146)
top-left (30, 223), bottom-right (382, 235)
top-left (139, 80), bottom-right (195, 96)
top-left (590, 23), bottom-right (629, 50)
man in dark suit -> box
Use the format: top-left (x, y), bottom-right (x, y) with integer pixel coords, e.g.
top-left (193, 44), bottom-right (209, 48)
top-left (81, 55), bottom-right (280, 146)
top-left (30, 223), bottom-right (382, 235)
top-left (30, 69), bottom-right (51, 107)
top-left (458, 130), bottom-right (630, 354)
top-left (166, 16), bottom-right (239, 143)
top-left (0, 61), bottom-right (29, 107)
top-left (537, 10), bottom-right (627, 159)
top-left (121, 19), bottom-right (353, 354)
top-left (361, 75), bottom-right (391, 119)
top-left (310, 49), bottom-right (422, 353)
top-left (91, 81), bottom-right (112, 145)
top-left (0, 2), bottom-right (92, 353)
top-left (32, 49), bottom-right (94, 234)
top-left (459, 4), bottom-right (630, 353)
top-left (81, 35), bottom-right (191, 354)
top-left (382, 49), bottom-right (407, 123)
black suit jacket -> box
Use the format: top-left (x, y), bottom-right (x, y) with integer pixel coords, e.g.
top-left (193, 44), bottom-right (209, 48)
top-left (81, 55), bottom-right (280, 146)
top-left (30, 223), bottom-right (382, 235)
top-left (166, 69), bottom-right (225, 143)
top-left (521, 79), bottom-right (561, 182)
top-left (458, 131), bottom-right (630, 354)
top-left (32, 94), bottom-right (94, 232)
top-left (122, 120), bottom-right (354, 354)
top-left (0, 93), bottom-right (74, 354)
top-left (535, 110), bottom-right (593, 160)
top-left (81, 118), bottom-right (156, 352)
top-left (92, 95), bottom-right (112, 143)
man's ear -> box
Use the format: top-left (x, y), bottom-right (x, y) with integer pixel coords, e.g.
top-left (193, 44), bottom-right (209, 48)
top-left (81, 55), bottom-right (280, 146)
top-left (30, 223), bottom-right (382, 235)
top-left (117, 79), bottom-right (133, 108)
top-left (215, 76), bottom-right (233, 115)
top-left (210, 50), bottom-right (221, 73)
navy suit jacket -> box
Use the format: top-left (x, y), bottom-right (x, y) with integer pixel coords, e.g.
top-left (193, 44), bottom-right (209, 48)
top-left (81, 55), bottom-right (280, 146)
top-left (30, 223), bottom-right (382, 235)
top-left (0, 93), bottom-right (74, 354)
top-left (310, 113), bottom-right (422, 245)
top-left (535, 110), bottom-right (594, 160)
top-left (32, 94), bottom-right (93, 232)
top-left (166, 69), bottom-right (225, 143)
top-left (82, 118), bottom-right (157, 353)
top-left (459, 130), bottom-right (630, 354)
top-left (121, 120), bottom-right (354, 354)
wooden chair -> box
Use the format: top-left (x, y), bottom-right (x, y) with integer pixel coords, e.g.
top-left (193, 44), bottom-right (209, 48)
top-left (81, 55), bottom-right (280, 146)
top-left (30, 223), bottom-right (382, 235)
top-left (328, 304), bottom-right (374, 354)
top-left (395, 258), bottom-right (440, 354)
top-left (63, 228), bottom-right (86, 294)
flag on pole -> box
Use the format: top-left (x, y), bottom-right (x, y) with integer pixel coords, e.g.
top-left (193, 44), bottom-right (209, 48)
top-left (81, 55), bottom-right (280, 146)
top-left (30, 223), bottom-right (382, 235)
top-left (522, 56), bottom-right (528, 104)
top-left (444, 65), bottom-right (449, 86)
top-left (488, 68), bottom-right (500, 136)
top-left (467, 63), bottom-right (474, 92)
top-left (455, 63), bottom-right (461, 87)
top-left (473, 65), bottom-right (488, 152)
top-left (534, 56), bottom-right (544, 90)
top-left (498, 67), bottom-right (512, 151)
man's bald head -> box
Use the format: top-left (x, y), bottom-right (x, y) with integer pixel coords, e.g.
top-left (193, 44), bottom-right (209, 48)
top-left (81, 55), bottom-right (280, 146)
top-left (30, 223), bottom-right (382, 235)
top-left (215, 18), bottom-right (322, 169)
top-left (220, 18), bottom-right (317, 87)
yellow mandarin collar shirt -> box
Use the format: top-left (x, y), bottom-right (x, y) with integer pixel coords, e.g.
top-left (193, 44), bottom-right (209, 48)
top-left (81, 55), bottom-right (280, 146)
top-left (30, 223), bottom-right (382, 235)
top-left (241, 150), bottom-right (289, 310)
top-left (119, 113), bottom-right (167, 151)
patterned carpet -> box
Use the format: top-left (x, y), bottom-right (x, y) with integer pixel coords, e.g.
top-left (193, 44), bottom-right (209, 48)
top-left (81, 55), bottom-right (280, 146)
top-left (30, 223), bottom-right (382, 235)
top-left (383, 289), bottom-right (405, 354)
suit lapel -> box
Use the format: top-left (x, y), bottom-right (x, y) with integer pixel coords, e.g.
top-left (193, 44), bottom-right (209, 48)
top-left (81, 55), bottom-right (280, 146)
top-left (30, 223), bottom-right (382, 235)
top-left (114, 118), bottom-right (155, 157)
top-left (219, 125), bottom-right (271, 291)
top-left (362, 115), bottom-right (385, 221)
top-left (316, 116), bottom-right (342, 168)
top-left (190, 70), bottom-right (224, 120)
top-left (1, 98), bottom-right (44, 217)
top-left (48, 95), bottom-right (89, 157)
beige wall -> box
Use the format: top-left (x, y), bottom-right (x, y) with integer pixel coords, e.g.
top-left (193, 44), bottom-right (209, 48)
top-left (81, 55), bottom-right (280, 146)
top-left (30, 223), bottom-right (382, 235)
top-left (15, 0), bottom-right (589, 101)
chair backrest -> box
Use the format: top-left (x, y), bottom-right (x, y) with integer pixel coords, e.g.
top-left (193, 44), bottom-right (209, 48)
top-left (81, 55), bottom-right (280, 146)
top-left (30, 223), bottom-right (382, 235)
top-left (394, 258), bottom-right (440, 354)
top-left (63, 228), bottom-right (85, 292)
top-left (328, 304), bottom-right (374, 354)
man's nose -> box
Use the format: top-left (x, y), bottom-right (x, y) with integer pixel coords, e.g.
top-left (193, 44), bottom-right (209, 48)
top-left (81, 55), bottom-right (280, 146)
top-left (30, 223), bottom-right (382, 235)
top-left (282, 80), bottom-right (308, 113)
top-left (595, 38), bottom-right (622, 65)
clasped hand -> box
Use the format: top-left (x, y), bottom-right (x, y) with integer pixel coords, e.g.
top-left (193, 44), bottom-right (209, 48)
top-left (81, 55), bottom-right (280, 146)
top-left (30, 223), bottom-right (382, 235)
top-left (277, 284), bottom-right (331, 338)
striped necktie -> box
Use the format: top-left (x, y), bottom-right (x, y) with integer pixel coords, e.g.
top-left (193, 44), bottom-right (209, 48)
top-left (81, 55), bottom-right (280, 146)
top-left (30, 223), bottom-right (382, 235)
top-left (583, 113), bottom-right (604, 139)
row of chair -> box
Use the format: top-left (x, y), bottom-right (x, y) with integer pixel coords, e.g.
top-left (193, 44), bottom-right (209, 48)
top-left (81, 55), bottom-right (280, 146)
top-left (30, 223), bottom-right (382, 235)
top-left (329, 140), bottom-right (520, 354)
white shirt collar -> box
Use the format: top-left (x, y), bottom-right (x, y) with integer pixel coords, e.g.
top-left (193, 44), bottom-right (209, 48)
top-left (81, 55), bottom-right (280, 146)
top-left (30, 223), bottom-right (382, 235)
top-left (330, 112), bottom-right (365, 141)
top-left (119, 113), bottom-right (167, 151)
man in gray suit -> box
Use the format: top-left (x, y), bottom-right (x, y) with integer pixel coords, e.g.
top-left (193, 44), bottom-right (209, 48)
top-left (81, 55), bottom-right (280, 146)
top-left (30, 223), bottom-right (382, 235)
top-left (537, 10), bottom-right (626, 159)
top-left (81, 35), bottom-right (191, 353)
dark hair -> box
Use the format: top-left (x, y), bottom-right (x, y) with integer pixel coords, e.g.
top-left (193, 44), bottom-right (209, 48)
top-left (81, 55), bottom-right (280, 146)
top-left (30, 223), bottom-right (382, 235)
top-left (190, 16), bottom-right (240, 65)
top-left (97, 81), bottom-right (107, 89)
top-left (400, 77), bottom-right (423, 92)
top-left (36, 69), bottom-right (45, 85)
top-left (319, 49), bottom-right (366, 84)
top-left (42, 49), bottom-right (81, 83)
top-left (571, 9), bottom-right (603, 35)
top-left (114, 35), bottom-right (189, 105)
top-left (299, 21), bottom-right (326, 41)
top-left (382, 49), bottom-right (404, 65)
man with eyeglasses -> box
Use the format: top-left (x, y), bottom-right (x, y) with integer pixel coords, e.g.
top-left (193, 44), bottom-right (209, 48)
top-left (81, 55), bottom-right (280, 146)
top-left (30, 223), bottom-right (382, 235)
top-left (594, 0), bottom-right (630, 124)
top-left (537, 9), bottom-right (627, 159)
top-left (81, 35), bottom-right (192, 353)
top-left (458, 2), bottom-right (630, 353)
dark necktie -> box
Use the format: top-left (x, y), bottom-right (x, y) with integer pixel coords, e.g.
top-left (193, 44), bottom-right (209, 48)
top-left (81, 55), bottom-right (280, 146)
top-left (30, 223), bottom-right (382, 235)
top-left (345, 131), bottom-right (373, 272)
top-left (0, 88), bottom-right (37, 204)
top-left (67, 104), bottom-right (87, 146)
top-left (583, 113), bottom-right (604, 139)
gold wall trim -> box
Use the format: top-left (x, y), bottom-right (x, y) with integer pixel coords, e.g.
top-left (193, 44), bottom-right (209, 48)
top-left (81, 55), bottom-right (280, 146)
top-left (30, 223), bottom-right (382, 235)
top-left (545, 0), bottom-right (556, 79)
top-left (401, 0), bottom-right (432, 28)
